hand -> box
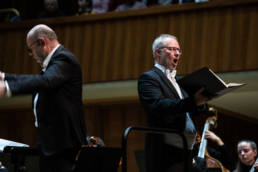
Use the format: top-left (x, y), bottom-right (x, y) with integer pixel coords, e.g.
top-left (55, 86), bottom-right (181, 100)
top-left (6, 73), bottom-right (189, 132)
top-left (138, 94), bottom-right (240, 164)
top-left (254, 161), bottom-right (258, 170)
top-left (0, 81), bottom-right (7, 98)
top-left (205, 130), bottom-right (224, 146)
top-left (193, 156), bottom-right (207, 172)
top-left (0, 71), bottom-right (4, 80)
top-left (194, 87), bottom-right (210, 106)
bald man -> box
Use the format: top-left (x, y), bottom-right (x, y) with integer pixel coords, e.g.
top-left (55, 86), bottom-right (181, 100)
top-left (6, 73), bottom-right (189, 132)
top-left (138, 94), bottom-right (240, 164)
top-left (0, 24), bottom-right (87, 172)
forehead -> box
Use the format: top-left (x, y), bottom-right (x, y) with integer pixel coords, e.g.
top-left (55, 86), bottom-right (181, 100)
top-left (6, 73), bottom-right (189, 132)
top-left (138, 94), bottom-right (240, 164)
top-left (238, 142), bottom-right (252, 150)
top-left (26, 35), bottom-right (34, 43)
top-left (164, 38), bottom-right (180, 47)
top-left (26, 34), bottom-right (38, 47)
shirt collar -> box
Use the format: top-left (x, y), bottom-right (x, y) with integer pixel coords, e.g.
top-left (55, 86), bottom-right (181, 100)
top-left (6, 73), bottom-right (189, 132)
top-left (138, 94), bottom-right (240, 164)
top-left (42, 44), bottom-right (61, 72)
top-left (154, 63), bottom-right (177, 78)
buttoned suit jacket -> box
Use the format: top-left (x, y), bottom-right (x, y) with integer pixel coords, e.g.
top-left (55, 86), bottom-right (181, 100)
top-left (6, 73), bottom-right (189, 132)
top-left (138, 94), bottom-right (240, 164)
top-left (5, 45), bottom-right (87, 155)
top-left (138, 66), bottom-right (207, 172)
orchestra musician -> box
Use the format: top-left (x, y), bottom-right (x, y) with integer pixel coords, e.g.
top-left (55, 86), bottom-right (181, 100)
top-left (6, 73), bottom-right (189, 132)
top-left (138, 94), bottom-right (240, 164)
top-left (234, 140), bottom-right (258, 172)
top-left (193, 130), bottom-right (234, 172)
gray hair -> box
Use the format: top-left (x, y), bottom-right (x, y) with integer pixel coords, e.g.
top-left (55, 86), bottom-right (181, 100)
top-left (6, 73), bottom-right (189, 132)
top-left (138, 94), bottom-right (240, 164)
top-left (152, 34), bottom-right (178, 58)
top-left (27, 24), bottom-right (57, 41)
top-left (238, 140), bottom-right (257, 150)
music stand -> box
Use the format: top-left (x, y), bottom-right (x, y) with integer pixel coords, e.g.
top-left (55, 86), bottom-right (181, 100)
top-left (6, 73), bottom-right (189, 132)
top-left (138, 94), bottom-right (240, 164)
top-left (0, 138), bottom-right (38, 172)
top-left (74, 147), bottom-right (121, 172)
top-left (3, 146), bottom-right (39, 172)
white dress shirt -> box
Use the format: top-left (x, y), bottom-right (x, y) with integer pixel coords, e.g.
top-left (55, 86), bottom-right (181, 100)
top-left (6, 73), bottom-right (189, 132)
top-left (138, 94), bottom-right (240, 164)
top-left (33, 44), bottom-right (60, 127)
top-left (1, 44), bottom-right (61, 127)
top-left (154, 64), bottom-right (197, 149)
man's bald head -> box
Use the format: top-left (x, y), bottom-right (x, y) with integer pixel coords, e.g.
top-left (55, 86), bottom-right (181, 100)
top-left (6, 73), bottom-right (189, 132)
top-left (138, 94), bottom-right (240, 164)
top-left (27, 24), bottom-right (57, 41)
top-left (26, 24), bottom-right (59, 65)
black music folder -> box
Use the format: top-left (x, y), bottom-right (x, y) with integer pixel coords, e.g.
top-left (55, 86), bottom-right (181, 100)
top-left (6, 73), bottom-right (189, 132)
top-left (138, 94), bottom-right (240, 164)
top-left (177, 67), bottom-right (245, 98)
top-left (74, 147), bottom-right (121, 172)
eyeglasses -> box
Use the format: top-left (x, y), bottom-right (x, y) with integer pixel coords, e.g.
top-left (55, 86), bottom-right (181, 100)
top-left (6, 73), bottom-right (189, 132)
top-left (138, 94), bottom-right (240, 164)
top-left (27, 40), bottom-right (38, 54)
top-left (160, 46), bottom-right (182, 55)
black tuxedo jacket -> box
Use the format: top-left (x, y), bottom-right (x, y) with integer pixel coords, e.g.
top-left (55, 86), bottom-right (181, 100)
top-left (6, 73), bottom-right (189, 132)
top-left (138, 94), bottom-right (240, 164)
top-left (5, 45), bottom-right (87, 155)
top-left (138, 66), bottom-right (207, 172)
top-left (138, 66), bottom-right (203, 130)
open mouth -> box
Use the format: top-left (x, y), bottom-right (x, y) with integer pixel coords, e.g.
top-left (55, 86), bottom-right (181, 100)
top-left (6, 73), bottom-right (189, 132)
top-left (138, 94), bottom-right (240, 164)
top-left (173, 59), bottom-right (178, 63)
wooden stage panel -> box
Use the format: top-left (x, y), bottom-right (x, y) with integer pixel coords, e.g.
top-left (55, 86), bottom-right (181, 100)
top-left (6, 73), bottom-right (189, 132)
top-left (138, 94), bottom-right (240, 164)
top-left (0, 0), bottom-right (258, 83)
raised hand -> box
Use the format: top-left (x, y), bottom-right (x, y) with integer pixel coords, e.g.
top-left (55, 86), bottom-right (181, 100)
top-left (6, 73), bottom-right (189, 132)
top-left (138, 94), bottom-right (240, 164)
top-left (0, 72), bottom-right (4, 80)
top-left (0, 81), bottom-right (7, 98)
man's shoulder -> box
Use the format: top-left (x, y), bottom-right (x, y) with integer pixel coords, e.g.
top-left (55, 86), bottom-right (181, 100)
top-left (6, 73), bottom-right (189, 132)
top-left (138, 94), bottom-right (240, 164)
top-left (55, 46), bottom-right (74, 57)
top-left (139, 67), bottom-right (161, 79)
top-left (53, 46), bottom-right (79, 63)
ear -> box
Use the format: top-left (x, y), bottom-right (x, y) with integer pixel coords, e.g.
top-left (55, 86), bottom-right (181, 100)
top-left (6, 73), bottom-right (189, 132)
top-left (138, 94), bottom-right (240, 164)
top-left (254, 149), bottom-right (257, 156)
top-left (156, 48), bottom-right (160, 55)
top-left (37, 39), bottom-right (45, 46)
top-left (155, 48), bottom-right (161, 57)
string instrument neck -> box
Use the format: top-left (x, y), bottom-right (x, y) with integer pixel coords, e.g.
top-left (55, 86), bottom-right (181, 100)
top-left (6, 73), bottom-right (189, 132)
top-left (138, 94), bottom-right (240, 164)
top-left (250, 158), bottom-right (258, 172)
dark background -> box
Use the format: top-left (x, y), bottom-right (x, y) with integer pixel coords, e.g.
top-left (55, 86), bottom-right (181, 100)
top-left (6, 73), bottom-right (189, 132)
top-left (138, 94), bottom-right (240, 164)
top-left (0, 0), bottom-right (78, 20)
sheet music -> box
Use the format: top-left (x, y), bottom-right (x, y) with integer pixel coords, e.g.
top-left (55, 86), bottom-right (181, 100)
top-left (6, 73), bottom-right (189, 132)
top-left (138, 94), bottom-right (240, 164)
top-left (0, 138), bottom-right (29, 152)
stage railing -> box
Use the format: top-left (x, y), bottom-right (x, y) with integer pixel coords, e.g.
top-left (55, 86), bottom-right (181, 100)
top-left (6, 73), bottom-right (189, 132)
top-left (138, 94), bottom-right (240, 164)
top-left (121, 126), bottom-right (188, 172)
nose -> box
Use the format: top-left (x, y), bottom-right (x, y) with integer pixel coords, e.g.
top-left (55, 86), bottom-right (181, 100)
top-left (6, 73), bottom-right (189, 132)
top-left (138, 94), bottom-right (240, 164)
top-left (240, 151), bottom-right (245, 156)
top-left (174, 49), bottom-right (182, 56)
top-left (174, 52), bottom-right (179, 58)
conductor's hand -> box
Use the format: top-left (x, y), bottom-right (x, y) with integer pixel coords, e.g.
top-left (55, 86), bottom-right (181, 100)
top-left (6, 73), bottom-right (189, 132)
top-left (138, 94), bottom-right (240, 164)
top-left (0, 81), bottom-right (7, 98)
top-left (194, 87), bottom-right (210, 106)
top-left (0, 71), bottom-right (4, 80)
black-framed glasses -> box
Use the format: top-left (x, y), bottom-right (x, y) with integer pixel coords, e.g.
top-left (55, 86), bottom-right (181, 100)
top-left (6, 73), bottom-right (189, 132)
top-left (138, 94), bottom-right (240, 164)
top-left (160, 46), bottom-right (182, 55)
top-left (27, 40), bottom-right (38, 54)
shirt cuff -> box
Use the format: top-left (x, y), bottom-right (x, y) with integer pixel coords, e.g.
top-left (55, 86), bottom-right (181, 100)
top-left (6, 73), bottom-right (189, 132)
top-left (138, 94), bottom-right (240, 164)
top-left (4, 81), bottom-right (12, 97)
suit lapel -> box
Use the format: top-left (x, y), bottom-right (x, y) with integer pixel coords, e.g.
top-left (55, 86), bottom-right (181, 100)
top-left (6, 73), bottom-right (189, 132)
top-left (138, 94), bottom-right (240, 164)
top-left (176, 76), bottom-right (189, 99)
top-left (51, 45), bottom-right (63, 58)
top-left (152, 67), bottom-right (180, 98)
top-left (45, 45), bottom-right (64, 71)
